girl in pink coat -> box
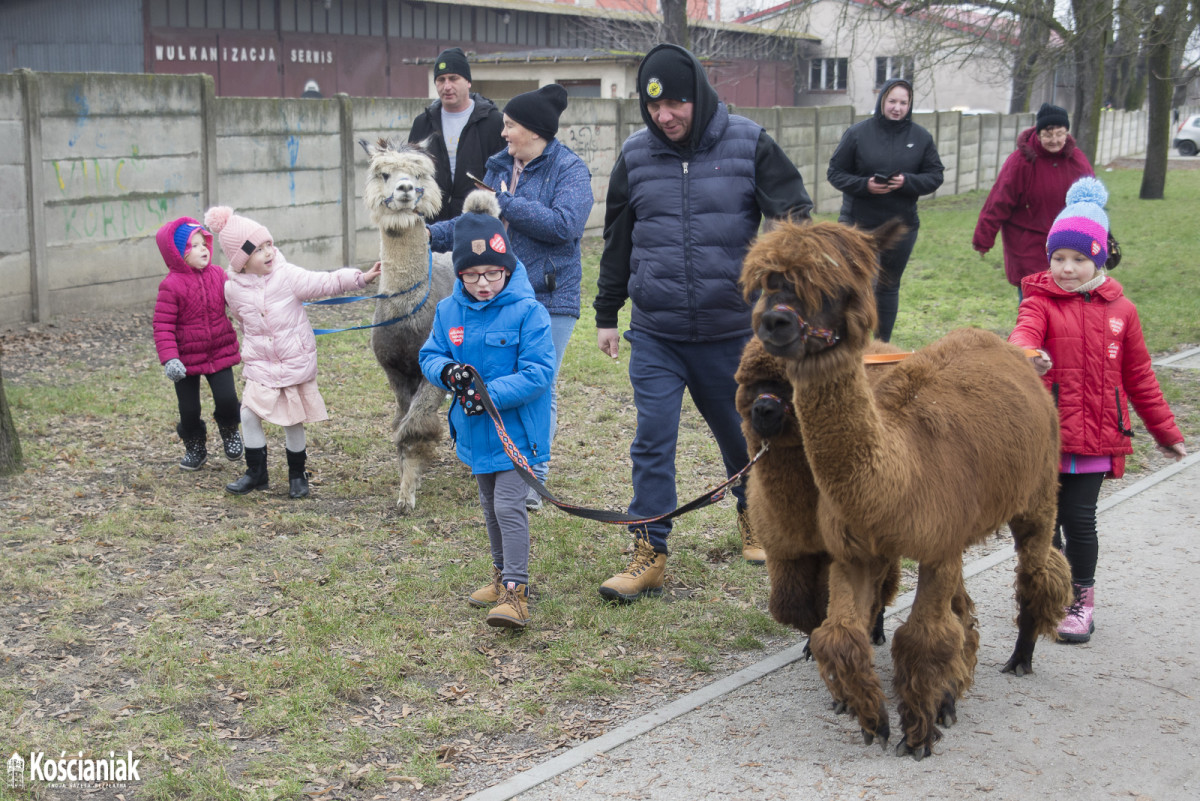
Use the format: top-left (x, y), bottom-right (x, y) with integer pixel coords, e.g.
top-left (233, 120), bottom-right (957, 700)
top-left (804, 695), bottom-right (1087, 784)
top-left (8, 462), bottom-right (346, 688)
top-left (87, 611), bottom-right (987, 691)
top-left (205, 206), bottom-right (380, 499)
top-left (153, 217), bottom-right (243, 471)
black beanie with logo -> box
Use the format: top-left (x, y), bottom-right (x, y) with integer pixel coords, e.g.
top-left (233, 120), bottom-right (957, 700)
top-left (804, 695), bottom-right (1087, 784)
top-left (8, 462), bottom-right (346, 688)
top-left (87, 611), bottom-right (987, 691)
top-left (434, 47), bottom-right (471, 82)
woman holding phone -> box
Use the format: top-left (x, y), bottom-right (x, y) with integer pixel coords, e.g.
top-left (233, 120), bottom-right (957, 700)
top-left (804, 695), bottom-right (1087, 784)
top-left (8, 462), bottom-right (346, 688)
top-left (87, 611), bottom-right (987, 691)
top-left (428, 83), bottom-right (593, 509)
top-left (827, 78), bottom-right (944, 341)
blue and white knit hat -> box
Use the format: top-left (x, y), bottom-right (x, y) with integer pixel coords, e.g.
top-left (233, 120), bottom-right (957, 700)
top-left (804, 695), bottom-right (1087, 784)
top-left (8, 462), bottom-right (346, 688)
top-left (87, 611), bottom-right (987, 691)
top-left (173, 221), bottom-right (208, 258)
top-left (1046, 177), bottom-right (1109, 270)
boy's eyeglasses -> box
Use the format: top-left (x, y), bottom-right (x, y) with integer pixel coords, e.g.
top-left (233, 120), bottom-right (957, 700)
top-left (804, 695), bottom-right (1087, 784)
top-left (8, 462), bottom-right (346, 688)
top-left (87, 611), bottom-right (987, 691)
top-left (460, 269), bottom-right (507, 284)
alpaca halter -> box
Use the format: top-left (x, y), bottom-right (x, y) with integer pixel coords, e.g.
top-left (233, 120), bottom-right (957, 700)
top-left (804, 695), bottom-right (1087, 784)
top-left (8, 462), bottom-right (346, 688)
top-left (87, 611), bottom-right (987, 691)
top-left (755, 392), bottom-right (794, 417)
top-left (770, 303), bottom-right (840, 346)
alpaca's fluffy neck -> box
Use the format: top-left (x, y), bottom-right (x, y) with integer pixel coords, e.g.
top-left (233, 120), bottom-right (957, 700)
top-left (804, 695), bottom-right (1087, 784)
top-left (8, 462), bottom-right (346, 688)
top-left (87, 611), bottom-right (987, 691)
top-left (788, 358), bottom-right (906, 527)
top-left (378, 224), bottom-right (430, 295)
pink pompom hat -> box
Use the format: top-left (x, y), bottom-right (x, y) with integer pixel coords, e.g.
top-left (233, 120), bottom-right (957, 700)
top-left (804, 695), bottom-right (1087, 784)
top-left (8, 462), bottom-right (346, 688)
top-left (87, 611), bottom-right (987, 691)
top-left (203, 206), bottom-right (272, 272)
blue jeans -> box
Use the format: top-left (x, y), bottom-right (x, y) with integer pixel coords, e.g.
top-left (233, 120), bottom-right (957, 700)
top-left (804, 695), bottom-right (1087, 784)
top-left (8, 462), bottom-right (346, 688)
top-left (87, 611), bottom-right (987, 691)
top-left (531, 314), bottom-right (577, 484)
top-left (624, 330), bottom-right (749, 553)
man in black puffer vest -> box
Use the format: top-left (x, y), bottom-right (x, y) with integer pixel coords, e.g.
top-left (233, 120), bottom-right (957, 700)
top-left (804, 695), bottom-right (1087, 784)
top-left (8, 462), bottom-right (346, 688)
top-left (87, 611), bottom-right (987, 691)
top-left (407, 47), bottom-right (505, 224)
top-left (593, 43), bottom-right (813, 602)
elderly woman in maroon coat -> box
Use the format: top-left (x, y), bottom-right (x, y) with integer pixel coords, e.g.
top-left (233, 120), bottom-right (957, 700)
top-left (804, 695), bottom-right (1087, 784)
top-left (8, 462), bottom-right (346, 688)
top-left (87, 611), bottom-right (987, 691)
top-left (973, 103), bottom-right (1094, 297)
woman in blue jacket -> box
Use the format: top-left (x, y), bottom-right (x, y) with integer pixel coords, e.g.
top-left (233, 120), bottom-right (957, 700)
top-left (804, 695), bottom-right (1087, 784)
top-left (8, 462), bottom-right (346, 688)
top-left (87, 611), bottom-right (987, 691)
top-left (430, 83), bottom-right (593, 508)
top-left (827, 78), bottom-right (944, 341)
top-left (420, 192), bottom-right (554, 629)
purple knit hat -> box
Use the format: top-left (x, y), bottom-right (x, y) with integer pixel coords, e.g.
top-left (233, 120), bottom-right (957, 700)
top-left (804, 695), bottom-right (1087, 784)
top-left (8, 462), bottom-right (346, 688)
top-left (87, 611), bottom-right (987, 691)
top-left (1046, 177), bottom-right (1109, 270)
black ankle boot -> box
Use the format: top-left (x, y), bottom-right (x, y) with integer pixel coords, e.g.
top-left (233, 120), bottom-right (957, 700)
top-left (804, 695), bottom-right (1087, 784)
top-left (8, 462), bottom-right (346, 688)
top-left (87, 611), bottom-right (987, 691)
top-left (177, 422), bottom-right (208, 471)
top-left (226, 447), bottom-right (268, 494)
top-left (217, 421), bottom-right (244, 460)
top-left (286, 448), bottom-right (309, 499)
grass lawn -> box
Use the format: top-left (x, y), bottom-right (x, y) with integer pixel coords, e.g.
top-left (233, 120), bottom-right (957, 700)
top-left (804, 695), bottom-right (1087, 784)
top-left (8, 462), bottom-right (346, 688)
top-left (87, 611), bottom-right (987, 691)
top-left (1, 166), bottom-right (1197, 800)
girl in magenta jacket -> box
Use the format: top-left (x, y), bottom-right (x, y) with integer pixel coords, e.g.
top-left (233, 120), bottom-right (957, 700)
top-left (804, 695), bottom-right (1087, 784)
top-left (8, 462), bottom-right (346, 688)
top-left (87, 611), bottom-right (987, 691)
top-left (153, 217), bottom-right (243, 472)
top-left (974, 104), bottom-right (1094, 294)
top-left (205, 206), bottom-right (380, 499)
top-left (1009, 178), bottom-right (1185, 644)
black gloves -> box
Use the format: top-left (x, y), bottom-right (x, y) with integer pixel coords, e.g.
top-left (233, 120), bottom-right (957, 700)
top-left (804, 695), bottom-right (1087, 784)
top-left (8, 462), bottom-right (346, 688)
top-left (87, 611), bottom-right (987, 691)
top-left (441, 363), bottom-right (473, 393)
top-left (459, 387), bottom-right (485, 416)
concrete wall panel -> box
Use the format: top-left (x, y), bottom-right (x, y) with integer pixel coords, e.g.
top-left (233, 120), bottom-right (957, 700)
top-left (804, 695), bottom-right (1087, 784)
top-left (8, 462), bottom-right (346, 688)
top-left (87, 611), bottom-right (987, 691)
top-left (40, 154), bottom-right (201, 203)
top-left (215, 99), bottom-right (342, 136)
top-left (218, 169), bottom-right (344, 214)
top-left (42, 194), bottom-right (195, 248)
top-left (35, 73), bottom-right (203, 116)
top-left (218, 133), bottom-right (343, 172)
top-left (40, 116), bottom-right (203, 160)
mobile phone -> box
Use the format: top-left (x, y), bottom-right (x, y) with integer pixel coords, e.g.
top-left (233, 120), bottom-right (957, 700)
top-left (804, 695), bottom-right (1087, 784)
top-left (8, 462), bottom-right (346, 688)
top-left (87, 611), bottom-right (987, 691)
top-left (466, 172), bottom-right (493, 192)
top-left (873, 171), bottom-right (896, 183)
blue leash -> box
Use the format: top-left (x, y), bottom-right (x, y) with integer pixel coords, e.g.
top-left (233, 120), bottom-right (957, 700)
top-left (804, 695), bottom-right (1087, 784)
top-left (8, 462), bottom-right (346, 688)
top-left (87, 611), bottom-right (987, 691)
top-left (307, 252), bottom-right (433, 335)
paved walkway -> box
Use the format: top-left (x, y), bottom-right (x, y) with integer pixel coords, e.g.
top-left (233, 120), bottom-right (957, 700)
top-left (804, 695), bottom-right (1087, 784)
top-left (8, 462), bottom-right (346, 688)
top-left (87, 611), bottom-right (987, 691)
top-left (468, 454), bottom-right (1200, 801)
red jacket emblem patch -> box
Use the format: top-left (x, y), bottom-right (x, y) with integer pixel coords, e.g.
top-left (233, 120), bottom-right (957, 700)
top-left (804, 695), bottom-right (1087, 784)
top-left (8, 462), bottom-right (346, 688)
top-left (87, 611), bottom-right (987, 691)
top-left (449, 326), bottom-right (464, 346)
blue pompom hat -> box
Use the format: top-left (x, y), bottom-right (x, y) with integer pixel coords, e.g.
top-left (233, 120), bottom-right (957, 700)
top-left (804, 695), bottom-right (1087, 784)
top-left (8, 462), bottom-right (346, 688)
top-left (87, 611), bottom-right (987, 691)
top-left (173, 222), bottom-right (207, 259)
top-left (1046, 177), bottom-right (1109, 270)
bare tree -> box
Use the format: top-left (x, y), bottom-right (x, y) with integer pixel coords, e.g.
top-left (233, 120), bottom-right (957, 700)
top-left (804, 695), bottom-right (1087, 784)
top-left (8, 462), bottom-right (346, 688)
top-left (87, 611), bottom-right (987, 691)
top-left (0, 347), bottom-right (23, 476)
top-left (1009, 0), bottom-right (1056, 113)
top-left (1140, 0), bottom-right (1200, 197)
top-left (662, 0), bottom-right (690, 48)
top-left (575, 1), bottom-right (806, 71)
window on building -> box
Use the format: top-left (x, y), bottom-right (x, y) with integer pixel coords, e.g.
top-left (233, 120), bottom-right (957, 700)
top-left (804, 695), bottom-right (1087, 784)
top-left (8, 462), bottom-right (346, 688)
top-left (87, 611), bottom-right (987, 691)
top-left (150, 0), bottom-right (274, 30)
top-left (875, 56), bottom-right (914, 88)
top-left (809, 58), bottom-right (847, 91)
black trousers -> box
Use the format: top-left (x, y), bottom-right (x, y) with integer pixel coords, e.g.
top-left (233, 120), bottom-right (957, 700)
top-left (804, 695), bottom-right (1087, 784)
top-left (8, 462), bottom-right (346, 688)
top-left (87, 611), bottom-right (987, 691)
top-left (174, 367), bottom-right (240, 438)
top-left (873, 224), bottom-right (920, 343)
top-left (1054, 471), bottom-right (1105, 587)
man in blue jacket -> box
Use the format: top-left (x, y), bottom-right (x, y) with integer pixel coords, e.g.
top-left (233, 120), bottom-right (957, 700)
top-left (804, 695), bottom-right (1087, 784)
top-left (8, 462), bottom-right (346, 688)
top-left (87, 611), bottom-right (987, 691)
top-left (593, 43), bottom-right (813, 602)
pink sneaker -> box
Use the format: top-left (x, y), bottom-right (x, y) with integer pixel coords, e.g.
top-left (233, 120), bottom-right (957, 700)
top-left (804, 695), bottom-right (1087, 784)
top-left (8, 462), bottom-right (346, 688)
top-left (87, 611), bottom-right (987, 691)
top-left (1057, 584), bottom-right (1095, 643)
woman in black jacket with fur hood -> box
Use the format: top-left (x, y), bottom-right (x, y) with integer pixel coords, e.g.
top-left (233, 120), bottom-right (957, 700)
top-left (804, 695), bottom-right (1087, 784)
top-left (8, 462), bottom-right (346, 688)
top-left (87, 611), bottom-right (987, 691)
top-left (827, 78), bottom-right (944, 341)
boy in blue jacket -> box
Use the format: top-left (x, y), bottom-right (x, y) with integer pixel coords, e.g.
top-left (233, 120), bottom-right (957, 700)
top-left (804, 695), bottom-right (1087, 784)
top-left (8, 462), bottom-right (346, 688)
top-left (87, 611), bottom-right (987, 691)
top-left (419, 190), bottom-right (555, 629)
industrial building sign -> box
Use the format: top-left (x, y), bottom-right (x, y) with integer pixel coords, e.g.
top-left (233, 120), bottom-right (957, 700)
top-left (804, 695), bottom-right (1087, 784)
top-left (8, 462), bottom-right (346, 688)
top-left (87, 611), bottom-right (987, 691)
top-left (153, 43), bottom-right (277, 64)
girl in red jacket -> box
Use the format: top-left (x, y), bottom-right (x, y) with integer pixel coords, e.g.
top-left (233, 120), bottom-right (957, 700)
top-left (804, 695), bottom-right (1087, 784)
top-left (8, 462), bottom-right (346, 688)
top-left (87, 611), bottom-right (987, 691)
top-left (1009, 177), bottom-right (1186, 643)
top-left (153, 218), bottom-right (243, 471)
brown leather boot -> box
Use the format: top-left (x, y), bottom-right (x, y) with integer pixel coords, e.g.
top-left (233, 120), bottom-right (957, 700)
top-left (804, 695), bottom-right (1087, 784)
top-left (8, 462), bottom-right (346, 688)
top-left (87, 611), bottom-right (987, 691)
top-left (486, 582), bottom-right (530, 629)
top-left (599, 533), bottom-right (666, 603)
top-left (738, 508), bottom-right (766, 565)
top-left (468, 566), bottom-right (503, 609)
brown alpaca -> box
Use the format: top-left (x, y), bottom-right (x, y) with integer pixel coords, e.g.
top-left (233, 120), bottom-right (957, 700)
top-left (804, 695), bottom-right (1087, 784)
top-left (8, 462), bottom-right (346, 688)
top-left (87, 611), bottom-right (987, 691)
top-left (735, 337), bottom-right (900, 643)
top-left (742, 219), bottom-right (1073, 759)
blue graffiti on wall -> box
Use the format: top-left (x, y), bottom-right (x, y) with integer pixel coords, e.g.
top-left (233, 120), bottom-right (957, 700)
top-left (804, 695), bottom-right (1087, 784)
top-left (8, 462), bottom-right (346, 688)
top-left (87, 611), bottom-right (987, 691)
top-left (68, 90), bottom-right (90, 148)
top-left (286, 135), bottom-right (300, 203)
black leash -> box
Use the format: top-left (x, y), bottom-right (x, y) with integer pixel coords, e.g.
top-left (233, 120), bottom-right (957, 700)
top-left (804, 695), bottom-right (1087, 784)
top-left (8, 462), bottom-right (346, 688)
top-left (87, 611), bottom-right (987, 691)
top-left (467, 368), bottom-right (768, 525)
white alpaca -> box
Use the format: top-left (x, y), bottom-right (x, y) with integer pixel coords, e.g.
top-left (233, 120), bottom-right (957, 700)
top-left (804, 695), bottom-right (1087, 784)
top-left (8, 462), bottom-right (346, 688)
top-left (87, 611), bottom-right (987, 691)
top-left (359, 137), bottom-right (456, 509)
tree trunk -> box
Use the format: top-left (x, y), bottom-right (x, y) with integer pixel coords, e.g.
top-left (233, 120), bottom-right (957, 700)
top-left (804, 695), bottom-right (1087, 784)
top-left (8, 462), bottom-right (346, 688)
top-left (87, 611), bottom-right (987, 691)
top-left (1141, 13), bottom-right (1174, 198)
top-left (661, 0), bottom-right (690, 50)
top-left (1069, 0), bottom-right (1112, 164)
top-left (0, 346), bottom-right (24, 476)
top-left (1009, 0), bottom-right (1053, 114)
